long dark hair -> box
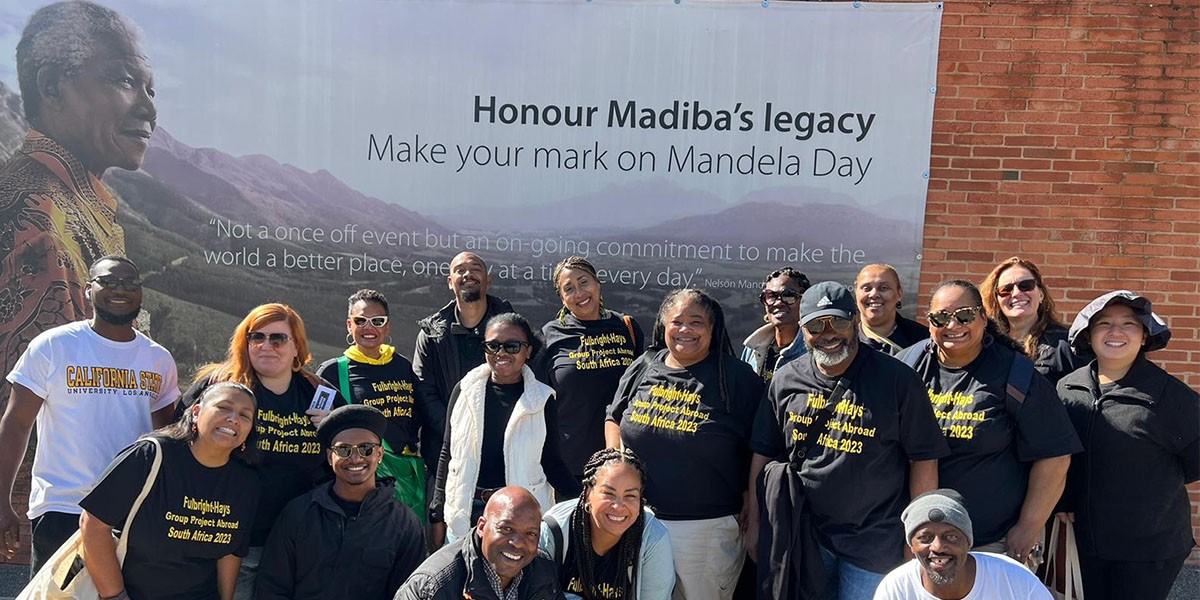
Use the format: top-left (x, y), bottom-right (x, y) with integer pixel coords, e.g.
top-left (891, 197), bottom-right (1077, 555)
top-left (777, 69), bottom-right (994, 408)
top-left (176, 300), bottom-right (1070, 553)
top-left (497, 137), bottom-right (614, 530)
top-left (930, 280), bottom-right (1025, 355)
top-left (651, 288), bottom-right (736, 410)
top-left (157, 382), bottom-right (260, 465)
top-left (568, 448), bottom-right (648, 599)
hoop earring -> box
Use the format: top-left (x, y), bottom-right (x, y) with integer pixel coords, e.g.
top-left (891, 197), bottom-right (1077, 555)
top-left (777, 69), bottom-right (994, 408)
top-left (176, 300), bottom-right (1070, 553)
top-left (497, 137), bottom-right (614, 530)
top-left (896, 300), bottom-right (903, 310)
top-left (292, 356), bottom-right (301, 371)
top-left (346, 333), bottom-right (354, 346)
top-left (386, 336), bottom-right (393, 345)
top-left (763, 314), bottom-right (770, 323)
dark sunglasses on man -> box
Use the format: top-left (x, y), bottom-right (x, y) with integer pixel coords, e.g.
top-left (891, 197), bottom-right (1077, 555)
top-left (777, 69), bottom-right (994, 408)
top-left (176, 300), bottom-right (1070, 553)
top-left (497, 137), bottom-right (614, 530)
top-left (759, 289), bottom-right (801, 306)
top-left (802, 316), bottom-right (854, 336)
top-left (351, 315), bottom-right (389, 328)
top-left (927, 306), bottom-right (985, 328)
top-left (90, 275), bottom-right (143, 292)
top-left (247, 331), bottom-right (291, 347)
top-left (330, 443), bottom-right (381, 459)
top-left (996, 279), bottom-right (1037, 297)
top-left (482, 340), bottom-right (531, 355)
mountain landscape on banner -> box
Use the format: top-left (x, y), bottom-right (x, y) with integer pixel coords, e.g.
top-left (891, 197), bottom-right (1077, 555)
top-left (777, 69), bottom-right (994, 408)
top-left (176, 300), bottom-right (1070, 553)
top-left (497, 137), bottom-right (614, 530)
top-left (0, 81), bottom-right (920, 375)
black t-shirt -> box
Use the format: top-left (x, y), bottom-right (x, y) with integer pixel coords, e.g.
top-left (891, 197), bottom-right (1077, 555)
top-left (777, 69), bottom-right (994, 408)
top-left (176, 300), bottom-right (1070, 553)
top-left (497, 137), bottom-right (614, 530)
top-left (80, 438), bottom-right (260, 600)
top-left (907, 339), bottom-right (1081, 545)
top-left (538, 312), bottom-right (643, 477)
top-left (608, 350), bottom-right (764, 520)
top-left (317, 354), bottom-right (423, 456)
top-left (561, 542), bottom-right (626, 600)
top-left (759, 344), bottom-right (781, 381)
top-left (184, 373), bottom-right (346, 545)
top-left (750, 346), bottom-right (949, 573)
top-left (452, 315), bottom-right (488, 381)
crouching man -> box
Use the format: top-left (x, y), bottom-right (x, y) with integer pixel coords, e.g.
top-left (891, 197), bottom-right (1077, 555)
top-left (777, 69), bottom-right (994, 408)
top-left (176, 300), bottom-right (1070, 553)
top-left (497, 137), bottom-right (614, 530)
top-left (873, 489), bottom-right (1050, 600)
top-left (395, 486), bottom-right (563, 600)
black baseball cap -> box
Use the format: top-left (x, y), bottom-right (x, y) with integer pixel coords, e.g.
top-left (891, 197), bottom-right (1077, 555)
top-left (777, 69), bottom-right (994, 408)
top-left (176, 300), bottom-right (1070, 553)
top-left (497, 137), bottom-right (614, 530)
top-left (799, 281), bottom-right (857, 327)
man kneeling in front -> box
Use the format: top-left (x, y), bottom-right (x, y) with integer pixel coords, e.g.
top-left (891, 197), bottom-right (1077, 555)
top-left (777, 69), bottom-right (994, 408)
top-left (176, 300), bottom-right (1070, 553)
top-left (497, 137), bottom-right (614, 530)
top-left (874, 489), bottom-right (1050, 600)
top-left (395, 486), bottom-right (563, 599)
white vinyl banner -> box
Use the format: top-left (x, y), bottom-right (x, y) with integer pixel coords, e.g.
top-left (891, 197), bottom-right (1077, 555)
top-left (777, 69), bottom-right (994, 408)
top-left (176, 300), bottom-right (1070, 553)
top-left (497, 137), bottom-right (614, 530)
top-left (0, 0), bottom-right (942, 368)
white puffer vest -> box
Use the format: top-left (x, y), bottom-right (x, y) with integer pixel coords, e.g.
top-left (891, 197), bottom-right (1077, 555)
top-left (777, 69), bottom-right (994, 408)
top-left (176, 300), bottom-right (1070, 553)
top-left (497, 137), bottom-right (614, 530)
top-left (445, 363), bottom-right (554, 540)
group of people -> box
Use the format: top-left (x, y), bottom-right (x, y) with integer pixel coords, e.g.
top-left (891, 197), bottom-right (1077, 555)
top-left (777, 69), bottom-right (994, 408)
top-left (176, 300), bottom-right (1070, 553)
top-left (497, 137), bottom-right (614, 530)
top-left (0, 248), bottom-right (1195, 600)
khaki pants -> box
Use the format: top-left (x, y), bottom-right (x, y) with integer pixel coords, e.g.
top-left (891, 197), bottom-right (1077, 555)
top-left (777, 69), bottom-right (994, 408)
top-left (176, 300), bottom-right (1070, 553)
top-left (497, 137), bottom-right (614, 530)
top-left (663, 515), bottom-right (743, 600)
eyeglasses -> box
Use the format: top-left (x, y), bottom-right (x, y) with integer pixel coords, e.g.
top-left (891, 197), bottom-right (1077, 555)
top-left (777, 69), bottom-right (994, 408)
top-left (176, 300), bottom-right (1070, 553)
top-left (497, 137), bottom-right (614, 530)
top-left (90, 276), bottom-right (143, 292)
top-left (927, 306), bottom-right (985, 328)
top-left (483, 340), bottom-right (531, 355)
top-left (329, 443), bottom-right (381, 459)
top-left (351, 315), bottom-right (389, 328)
top-left (247, 331), bottom-right (291, 347)
top-left (802, 316), bottom-right (854, 336)
top-left (759, 289), bottom-right (801, 306)
top-left (996, 279), bottom-right (1037, 297)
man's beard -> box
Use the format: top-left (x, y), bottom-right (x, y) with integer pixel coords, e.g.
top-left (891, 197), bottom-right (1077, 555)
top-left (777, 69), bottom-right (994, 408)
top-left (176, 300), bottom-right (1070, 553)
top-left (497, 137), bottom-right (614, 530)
top-left (459, 289), bottom-right (482, 303)
top-left (808, 334), bottom-right (856, 368)
top-left (95, 305), bottom-right (141, 326)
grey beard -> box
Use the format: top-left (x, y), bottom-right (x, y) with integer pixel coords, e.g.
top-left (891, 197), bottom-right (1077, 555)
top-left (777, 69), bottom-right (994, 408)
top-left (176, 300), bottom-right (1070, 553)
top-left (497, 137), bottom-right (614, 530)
top-left (812, 345), bottom-right (850, 368)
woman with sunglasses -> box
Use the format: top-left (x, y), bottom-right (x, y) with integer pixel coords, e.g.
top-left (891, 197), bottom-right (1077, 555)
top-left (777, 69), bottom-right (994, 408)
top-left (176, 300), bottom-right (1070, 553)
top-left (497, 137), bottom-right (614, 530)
top-left (980, 257), bottom-right (1083, 384)
top-left (854, 263), bottom-right (928, 356)
top-left (429, 312), bottom-right (581, 548)
top-left (316, 289), bottom-right (429, 521)
top-left (537, 257), bottom-right (644, 482)
top-left (741, 267), bottom-right (810, 380)
top-left (80, 383), bottom-right (261, 600)
top-left (606, 289), bottom-right (764, 600)
top-left (181, 303), bottom-right (345, 599)
top-left (1055, 292), bottom-right (1198, 600)
top-left (900, 280), bottom-right (1079, 567)
top-left (539, 448), bottom-right (675, 600)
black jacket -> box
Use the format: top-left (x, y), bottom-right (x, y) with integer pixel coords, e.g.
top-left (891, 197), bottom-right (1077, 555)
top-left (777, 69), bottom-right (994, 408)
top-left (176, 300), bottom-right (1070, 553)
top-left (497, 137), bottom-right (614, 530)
top-left (1032, 323), bottom-right (1087, 386)
top-left (1058, 356), bottom-right (1199, 560)
top-left (393, 533), bottom-right (564, 600)
top-left (412, 295), bottom-right (513, 469)
top-left (256, 480), bottom-right (427, 600)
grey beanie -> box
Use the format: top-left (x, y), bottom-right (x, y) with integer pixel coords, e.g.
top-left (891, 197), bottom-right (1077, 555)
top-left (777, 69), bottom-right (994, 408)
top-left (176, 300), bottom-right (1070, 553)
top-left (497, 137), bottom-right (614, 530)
top-left (902, 489), bottom-right (973, 547)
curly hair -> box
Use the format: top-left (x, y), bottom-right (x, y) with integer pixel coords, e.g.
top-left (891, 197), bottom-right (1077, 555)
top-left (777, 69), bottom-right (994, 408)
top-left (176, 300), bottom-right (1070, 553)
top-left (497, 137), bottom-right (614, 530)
top-left (979, 257), bottom-right (1065, 359)
top-left (347, 288), bottom-right (389, 315)
top-left (567, 448), bottom-right (648, 599)
top-left (762, 266), bottom-right (811, 292)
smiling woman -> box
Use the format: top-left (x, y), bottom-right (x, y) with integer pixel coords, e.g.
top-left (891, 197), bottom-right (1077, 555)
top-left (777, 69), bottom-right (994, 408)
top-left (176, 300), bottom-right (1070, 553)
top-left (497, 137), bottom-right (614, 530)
top-left (79, 382), bottom-right (261, 600)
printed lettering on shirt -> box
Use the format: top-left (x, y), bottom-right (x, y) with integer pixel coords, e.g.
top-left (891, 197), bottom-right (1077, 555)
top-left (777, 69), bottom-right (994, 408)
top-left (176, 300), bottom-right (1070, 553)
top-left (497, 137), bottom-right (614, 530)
top-left (787, 391), bottom-right (876, 454)
top-left (566, 577), bottom-right (623, 600)
top-left (163, 495), bottom-right (242, 546)
top-left (364, 378), bottom-right (415, 419)
top-left (65, 365), bottom-right (163, 396)
top-left (627, 383), bottom-right (709, 435)
top-left (927, 390), bottom-right (981, 440)
top-left (569, 332), bottom-right (635, 371)
top-left (255, 409), bottom-right (321, 454)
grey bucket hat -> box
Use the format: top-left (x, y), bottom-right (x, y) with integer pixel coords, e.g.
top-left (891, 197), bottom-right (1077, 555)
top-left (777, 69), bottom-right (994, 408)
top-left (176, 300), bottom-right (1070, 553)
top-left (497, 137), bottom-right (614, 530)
top-left (1068, 290), bottom-right (1171, 354)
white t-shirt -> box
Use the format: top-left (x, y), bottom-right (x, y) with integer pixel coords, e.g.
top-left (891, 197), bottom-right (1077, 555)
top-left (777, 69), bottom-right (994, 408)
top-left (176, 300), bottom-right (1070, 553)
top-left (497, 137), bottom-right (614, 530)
top-left (873, 552), bottom-right (1052, 600)
top-left (7, 321), bottom-right (180, 518)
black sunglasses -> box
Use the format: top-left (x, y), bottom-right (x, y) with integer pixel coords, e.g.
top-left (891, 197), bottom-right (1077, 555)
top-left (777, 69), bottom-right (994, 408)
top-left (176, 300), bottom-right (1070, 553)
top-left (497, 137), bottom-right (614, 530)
top-left (996, 279), bottom-right (1038, 298)
top-left (351, 315), bottom-right (389, 328)
top-left (928, 306), bottom-right (984, 328)
top-left (330, 443), bottom-right (380, 459)
top-left (90, 276), bottom-right (143, 292)
top-left (483, 340), bottom-right (530, 355)
top-left (759, 289), bottom-right (801, 306)
top-left (802, 316), bottom-right (854, 336)
top-left (247, 331), bottom-right (291, 347)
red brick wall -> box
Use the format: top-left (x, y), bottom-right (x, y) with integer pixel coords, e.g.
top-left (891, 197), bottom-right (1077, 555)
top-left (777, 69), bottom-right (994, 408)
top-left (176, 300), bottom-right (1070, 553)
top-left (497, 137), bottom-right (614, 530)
top-left (914, 0), bottom-right (1200, 564)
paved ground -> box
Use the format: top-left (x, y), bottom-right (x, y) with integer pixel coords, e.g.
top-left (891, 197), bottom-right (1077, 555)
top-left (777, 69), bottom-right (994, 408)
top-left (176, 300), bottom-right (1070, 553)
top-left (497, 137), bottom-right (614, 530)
top-left (2, 562), bottom-right (1198, 599)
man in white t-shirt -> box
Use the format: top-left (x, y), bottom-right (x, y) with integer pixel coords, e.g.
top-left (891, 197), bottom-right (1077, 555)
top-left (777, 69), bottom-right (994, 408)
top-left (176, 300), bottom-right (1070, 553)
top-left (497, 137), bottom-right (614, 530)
top-left (0, 255), bottom-right (180, 574)
top-left (874, 489), bottom-right (1051, 600)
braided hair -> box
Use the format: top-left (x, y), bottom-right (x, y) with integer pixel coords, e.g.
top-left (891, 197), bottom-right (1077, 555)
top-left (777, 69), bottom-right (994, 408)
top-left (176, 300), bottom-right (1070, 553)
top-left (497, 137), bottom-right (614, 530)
top-left (567, 448), bottom-right (649, 599)
top-left (651, 288), bottom-right (736, 411)
top-left (552, 256), bottom-right (605, 323)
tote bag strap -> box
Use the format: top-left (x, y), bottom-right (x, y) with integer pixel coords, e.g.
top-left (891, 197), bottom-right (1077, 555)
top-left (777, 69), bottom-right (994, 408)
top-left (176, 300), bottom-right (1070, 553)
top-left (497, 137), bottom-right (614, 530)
top-left (1064, 521), bottom-right (1085, 600)
top-left (115, 437), bottom-right (165, 558)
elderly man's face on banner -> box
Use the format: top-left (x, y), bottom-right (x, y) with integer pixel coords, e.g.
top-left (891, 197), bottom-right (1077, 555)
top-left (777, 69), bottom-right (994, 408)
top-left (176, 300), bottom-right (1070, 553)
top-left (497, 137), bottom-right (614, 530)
top-left (40, 31), bottom-right (156, 174)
